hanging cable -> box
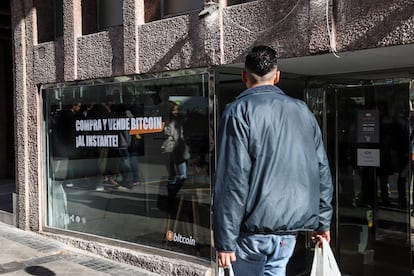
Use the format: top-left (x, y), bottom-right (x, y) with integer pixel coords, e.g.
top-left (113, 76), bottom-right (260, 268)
top-left (206, 0), bottom-right (303, 34)
top-left (326, 0), bottom-right (340, 58)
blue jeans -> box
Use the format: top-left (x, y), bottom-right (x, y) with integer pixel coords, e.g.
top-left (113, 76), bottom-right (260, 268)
top-left (176, 161), bottom-right (187, 180)
top-left (129, 152), bottom-right (141, 182)
top-left (116, 149), bottom-right (133, 188)
top-left (232, 233), bottom-right (296, 276)
top-left (168, 160), bottom-right (187, 184)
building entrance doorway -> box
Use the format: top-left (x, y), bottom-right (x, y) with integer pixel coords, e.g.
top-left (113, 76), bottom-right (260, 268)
top-left (325, 81), bottom-right (413, 275)
top-left (214, 67), bottom-right (313, 275)
top-left (0, 1), bottom-right (15, 224)
top-left (215, 66), bottom-right (414, 275)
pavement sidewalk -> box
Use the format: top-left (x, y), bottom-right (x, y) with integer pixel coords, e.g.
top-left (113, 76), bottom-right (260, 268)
top-left (0, 222), bottom-right (158, 276)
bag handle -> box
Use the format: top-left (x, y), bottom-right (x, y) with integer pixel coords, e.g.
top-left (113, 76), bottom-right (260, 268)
top-left (310, 238), bottom-right (341, 276)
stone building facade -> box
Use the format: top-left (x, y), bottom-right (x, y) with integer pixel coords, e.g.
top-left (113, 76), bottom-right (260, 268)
top-left (8, 0), bottom-right (414, 275)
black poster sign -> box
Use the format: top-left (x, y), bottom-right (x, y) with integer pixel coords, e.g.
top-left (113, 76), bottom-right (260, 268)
top-left (357, 109), bottom-right (379, 143)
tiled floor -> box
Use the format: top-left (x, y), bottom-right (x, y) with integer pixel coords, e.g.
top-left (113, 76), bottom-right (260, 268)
top-left (0, 222), bottom-right (158, 276)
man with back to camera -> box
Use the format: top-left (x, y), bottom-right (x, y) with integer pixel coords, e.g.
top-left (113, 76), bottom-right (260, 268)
top-left (213, 45), bottom-right (333, 276)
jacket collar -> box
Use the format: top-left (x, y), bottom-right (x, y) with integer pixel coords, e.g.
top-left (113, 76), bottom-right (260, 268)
top-left (236, 85), bottom-right (285, 100)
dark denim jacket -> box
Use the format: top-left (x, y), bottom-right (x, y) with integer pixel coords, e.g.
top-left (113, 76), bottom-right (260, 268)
top-left (213, 85), bottom-right (333, 252)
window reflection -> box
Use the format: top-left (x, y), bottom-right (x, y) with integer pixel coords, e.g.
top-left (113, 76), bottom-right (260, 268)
top-left (45, 73), bottom-right (211, 258)
top-left (97, 0), bottom-right (123, 30)
top-left (161, 0), bottom-right (204, 18)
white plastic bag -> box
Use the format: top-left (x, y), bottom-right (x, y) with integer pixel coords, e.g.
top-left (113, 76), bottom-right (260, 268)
top-left (218, 265), bottom-right (234, 276)
top-left (310, 239), bottom-right (341, 276)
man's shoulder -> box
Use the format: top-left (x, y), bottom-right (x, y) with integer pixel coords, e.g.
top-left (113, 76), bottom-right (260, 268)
top-left (238, 86), bottom-right (307, 107)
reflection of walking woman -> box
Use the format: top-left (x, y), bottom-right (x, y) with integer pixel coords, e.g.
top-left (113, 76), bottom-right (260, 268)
top-left (162, 101), bottom-right (189, 185)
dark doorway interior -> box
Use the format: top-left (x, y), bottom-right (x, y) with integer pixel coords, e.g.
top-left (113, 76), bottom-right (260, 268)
top-left (326, 81), bottom-right (412, 276)
top-left (215, 67), bottom-right (313, 276)
top-left (0, 1), bottom-right (15, 218)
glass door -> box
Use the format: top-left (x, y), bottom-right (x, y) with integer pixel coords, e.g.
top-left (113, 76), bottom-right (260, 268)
top-left (326, 81), bottom-right (412, 276)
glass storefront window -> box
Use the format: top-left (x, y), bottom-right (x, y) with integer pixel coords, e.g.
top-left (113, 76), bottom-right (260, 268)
top-left (44, 71), bottom-right (211, 258)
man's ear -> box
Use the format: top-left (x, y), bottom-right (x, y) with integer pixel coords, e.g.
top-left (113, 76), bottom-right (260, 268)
top-left (273, 70), bottom-right (280, 85)
top-left (242, 69), bottom-right (247, 83)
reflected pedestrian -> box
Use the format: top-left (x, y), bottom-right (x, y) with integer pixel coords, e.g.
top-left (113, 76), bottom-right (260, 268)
top-left (162, 100), bottom-right (190, 186)
top-left (55, 98), bottom-right (82, 182)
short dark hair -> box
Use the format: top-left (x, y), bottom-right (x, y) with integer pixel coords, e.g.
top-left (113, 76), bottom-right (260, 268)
top-left (245, 45), bottom-right (278, 76)
top-left (65, 97), bottom-right (80, 108)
